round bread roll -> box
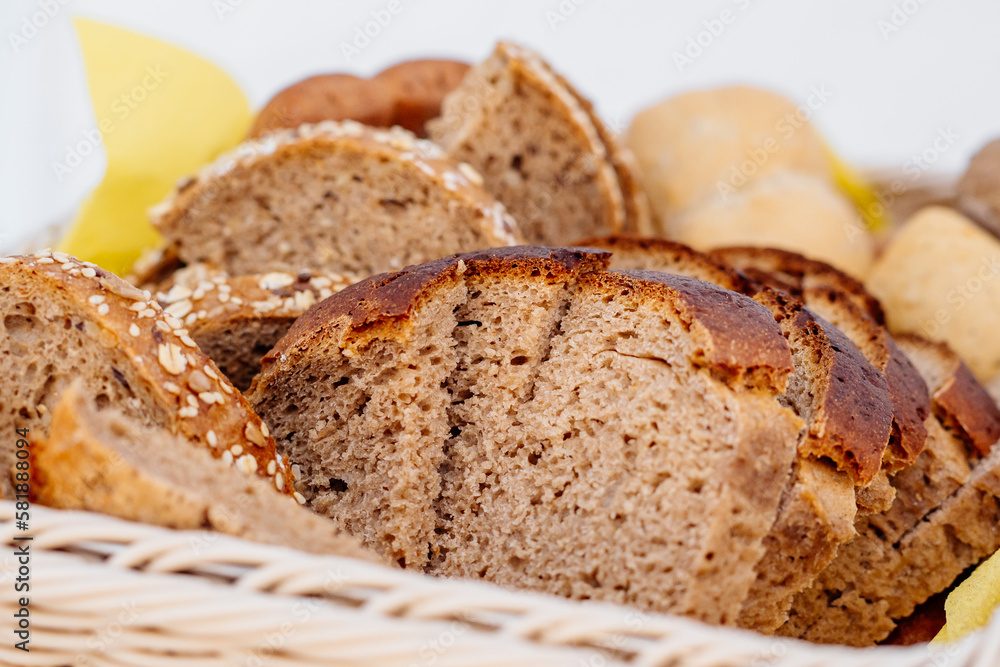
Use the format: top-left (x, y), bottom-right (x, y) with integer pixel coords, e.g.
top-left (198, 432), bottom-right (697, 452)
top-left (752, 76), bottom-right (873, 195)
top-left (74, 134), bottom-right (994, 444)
top-left (867, 206), bottom-right (1000, 382)
top-left (957, 137), bottom-right (1000, 237)
top-left (625, 86), bottom-right (832, 228)
top-left (671, 171), bottom-right (874, 278)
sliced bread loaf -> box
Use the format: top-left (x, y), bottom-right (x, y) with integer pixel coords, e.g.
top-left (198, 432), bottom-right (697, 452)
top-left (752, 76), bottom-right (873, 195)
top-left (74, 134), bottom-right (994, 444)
top-left (150, 120), bottom-right (520, 278)
top-left (782, 334), bottom-right (1000, 645)
top-left (582, 236), bottom-right (894, 631)
top-left (32, 384), bottom-right (376, 561)
top-left (0, 252), bottom-right (289, 498)
top-left (153, 264), bottom-right (356, 391)
top-left (428, 42), bottom-right (650, 245)
top-left (248, 246), bottom-right (803, 624)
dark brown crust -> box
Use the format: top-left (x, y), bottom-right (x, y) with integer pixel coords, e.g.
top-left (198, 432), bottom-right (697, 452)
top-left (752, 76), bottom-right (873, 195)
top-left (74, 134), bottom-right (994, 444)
top-left (600, 270), bottom-right (795, 391)
top-left (896, 334), bottom-right (1000, 458)
top-left (376, 60), bottom-right (471, 136)
top-left (710, 246), bottom-right (886, 325)
top-left (755, 289), bottom-right (893, 484)
top-left (264, 247), bottom-right (612, 366)
top-left (884, 338), bottom-right (932, 465)
top-left (577, 235), bottom-right (752, 294)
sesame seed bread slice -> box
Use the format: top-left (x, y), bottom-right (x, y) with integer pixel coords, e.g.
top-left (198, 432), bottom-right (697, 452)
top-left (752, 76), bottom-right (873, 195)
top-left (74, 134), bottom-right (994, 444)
top-left (149, 120), bottom-right (521, 278)
top-left (152, 264), bottom-right (356, 391)
top-left (249, 246), bottom-right (803, 624)
top-left (428, 42), bottom-right (651, 245)
top-left (782, 334), bottom-right (1000, 645)
top-left (0, 252), bottom-right (289, 498)
top-left (584, 236), bottom-right (893, 632)
top-left (32, 384), bottom-right (378, 562)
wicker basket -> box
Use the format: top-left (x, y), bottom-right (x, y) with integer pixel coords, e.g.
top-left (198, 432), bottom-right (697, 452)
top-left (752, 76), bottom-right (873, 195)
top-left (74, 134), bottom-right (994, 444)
top-left (1, 502), bottom-right (997, 667)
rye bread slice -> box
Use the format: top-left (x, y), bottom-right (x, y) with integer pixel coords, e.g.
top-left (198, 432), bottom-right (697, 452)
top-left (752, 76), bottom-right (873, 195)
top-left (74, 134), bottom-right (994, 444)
top-left (248, 246), bottom-right (803, 624)
top-left (428, 42), bottom-right (650, 245)
top-left (0, 252), bottom-right (290, 498)
top-left (152, 264), bottom-right (356, 391)
top-left (584, 235), bottom-right (894, 632)
top-left (782, 334), bottom-right (1000, 645)
top-left (711, 247), bottom-right (930, 479)
top-left (149, 120), bottom-right (520, 278)
top-left (32, 384), bottom-right (377, 561)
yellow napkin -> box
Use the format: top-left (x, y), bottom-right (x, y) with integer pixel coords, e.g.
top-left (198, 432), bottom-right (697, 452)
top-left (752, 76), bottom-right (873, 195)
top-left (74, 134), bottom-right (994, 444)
top-left (934, 549), bottom-right (1000, 643)
top-left (825, 145), bottom-right (889, 234)
top-left (58, 18), bottom-right (251, 275)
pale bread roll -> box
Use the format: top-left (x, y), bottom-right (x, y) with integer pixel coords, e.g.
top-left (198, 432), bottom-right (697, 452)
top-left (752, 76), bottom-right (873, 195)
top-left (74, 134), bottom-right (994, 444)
top-left (625, 86), bottom-right (832, 229)
top-left (866, 206), bottom-right (1000, 382)
top-left (671, 171), bottom-right (874, 278)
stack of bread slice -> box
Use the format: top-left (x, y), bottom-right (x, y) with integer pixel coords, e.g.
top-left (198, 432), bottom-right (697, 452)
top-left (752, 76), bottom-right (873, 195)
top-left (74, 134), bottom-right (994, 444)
top-left (582, 237), bottom-right (1000, 644)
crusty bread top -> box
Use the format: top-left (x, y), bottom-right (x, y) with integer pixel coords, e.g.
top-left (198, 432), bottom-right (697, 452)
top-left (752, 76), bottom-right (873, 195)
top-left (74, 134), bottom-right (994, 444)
top-left (896, 333), bottom-right (1000, 457)
top-left (577, 235), bottom-right (751, 294)
top-left (710, 246), bottom-right (885, 325)
top-left (150, 120), bottom-right (520, 248)
top-left (154, 264), bottom-right (356, 329)
top-left (0, 251), bottom-right (291, 494)
top-left (260, 246), bottom-right (795, 395)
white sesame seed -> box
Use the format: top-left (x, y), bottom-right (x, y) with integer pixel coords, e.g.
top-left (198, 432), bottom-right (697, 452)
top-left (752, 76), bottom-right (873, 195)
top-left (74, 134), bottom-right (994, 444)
top-left (129, 301), bottom-right (147, 312)
top-left (259, 272), bottom-right (296, 290)
top-left (162, 285), bottom-right (192, 304)
top-left (157, 343), bottom-right (187, 375)
top-left (139, 309), bottom-right (157, 319)
top-left (218, 292), bottom-right (230, 303)
top-left (52, 252), bottom-right (70, 263)
top-left (203, 365), bottom-right (218, 380)
top-left (97, 304), bottom-right (110, 316)
top-left (178, 406), bottom-right (199, 418)
top-left (36, 257), bottom-right (54, 264)
top-left (187, 396), bottom-right (199, 409)
top-left (155, 320), bottom-right (171, 333)
top-left (165, 316), bottom-right (184, 330)
top-left (164, 300), bottom-right (193, 319)
top-left (61, 262), bottom-right (76, 272)
top-left (293, 290), bottom-right (316, 310)
top-left (206, 430), bottom-right (218, 447)
top-left (180, 335), bottom-right (198, 349)
top-left (163, 382), bottom-right (181, 394)
top-left (88, 295), bottom-right (106, 305)
top-left (239, 454), bottom-right (258, 475)
top-left (275, 473), bottom-right (284, 491)
top-left (293, 492), bottom-right (306, 505)
top-left (221, 450), bottom-right (234, 465)
top-left (231, 297), bottom-right (244, 306)
top-left (0, 257), bottom-right (16, 264)
top-left (129, 323), bottom-right (141, 337)
top-left (267, 460), bottom-right (277, 476)
top-left (244, 422), bottom-right (266, 447)
top-left (231, 444), bottom-right (243, 457)
top-left (198, 392), bottom-right (218, 405)
top-left (187, 369), bottom-right (211, 393)
top-left (185, 313), bottom-right (198, 325)
top-left (220, 383), bottom-right (234, 395)
top-left (260, 422), bottom-right (270, 438)
top-left (81, 267), bottom-right (97, 278)
top-left (291, 463), bottom-right (302, 481)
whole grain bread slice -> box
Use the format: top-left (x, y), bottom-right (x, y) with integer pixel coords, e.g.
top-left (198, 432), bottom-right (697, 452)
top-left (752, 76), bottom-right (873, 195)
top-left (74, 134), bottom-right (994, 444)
top-left (428, 42), bottom-right (650, 245)
top-left (781, 334), bottom-right (1000, 645)
top-left (152, 264), bottom-right (356, 391)
top-left (0, 252), bottom-right (290, 498)
top-left (249, 246), bottom-right (803, 624)
top-left (583, 235), bottom-right (894, 632)
top-left (32, 384), bottom-right (377, 561)
top-left (150, 120), bottom-right (521, 278)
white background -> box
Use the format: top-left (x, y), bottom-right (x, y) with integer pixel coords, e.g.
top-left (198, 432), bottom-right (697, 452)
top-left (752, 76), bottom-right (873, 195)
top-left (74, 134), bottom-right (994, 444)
top-left (1, 0), bottom-right (997, 251)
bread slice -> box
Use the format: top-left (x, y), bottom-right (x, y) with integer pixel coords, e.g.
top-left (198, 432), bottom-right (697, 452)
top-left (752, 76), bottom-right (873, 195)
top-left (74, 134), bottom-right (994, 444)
top-left (150, 120), bottom-right (521, 278)
top-left (711, 247), bottom-right (929, 478)
top-left (782, 334), bottom-right (1000, 645)
top-left (152, 264), bottom-right (355, 391)
top-left (428, 42), bottom-right (650, 245)
top-left (32, 384), bottom-right (377, 561)
top-left (583, 236), bottom-right (894, 631)
top-left (248, 246), bottom-right (803, 624)
top-left (0, 252), bottom-right (290, 498)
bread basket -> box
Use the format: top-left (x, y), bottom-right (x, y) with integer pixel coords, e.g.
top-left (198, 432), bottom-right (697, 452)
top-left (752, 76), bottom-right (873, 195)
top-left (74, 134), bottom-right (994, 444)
top-left (1, 501), bottom-right (996, 667)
